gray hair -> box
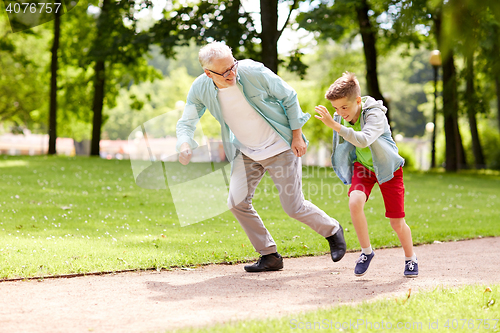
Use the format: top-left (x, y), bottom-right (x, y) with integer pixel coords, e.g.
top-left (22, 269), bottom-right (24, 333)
top-left (198, 42), bottom-right (233, 69)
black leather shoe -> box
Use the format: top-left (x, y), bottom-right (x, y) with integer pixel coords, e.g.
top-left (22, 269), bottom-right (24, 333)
top-left (326, 225), bottom-right (346, 262)
top-left (244, 253), bottom-right (284, 272)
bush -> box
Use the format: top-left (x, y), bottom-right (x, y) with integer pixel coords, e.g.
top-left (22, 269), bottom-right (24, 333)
top-left (478, 120), bottom-right (500, 170)
top-left (396, 142), bottom-right (416, 170)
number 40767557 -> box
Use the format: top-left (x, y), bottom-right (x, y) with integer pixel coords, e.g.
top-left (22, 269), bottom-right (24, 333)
top-left (6, 2), bottom-right (62, 14)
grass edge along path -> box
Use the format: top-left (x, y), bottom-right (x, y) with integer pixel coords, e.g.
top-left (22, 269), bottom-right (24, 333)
top-left (169, 284), bottom-right (500, 333)
top-left (0, 236), bottom-right (494, 283)
top-left (1, 156), bottom-right (500, 279)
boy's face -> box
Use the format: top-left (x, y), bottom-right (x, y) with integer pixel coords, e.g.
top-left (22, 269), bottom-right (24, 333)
top-left (330, 96), bottom-right (362, 125)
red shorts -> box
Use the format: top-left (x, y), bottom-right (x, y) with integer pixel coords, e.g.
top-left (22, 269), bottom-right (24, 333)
top-left (348, 162), bottom-right (405, 218)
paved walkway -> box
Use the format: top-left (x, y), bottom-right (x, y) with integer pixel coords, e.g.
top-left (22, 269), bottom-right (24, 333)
top-left (1, 237), bottom-right (499, 333)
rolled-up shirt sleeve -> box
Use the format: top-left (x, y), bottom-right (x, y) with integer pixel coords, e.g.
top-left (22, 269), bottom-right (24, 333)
top-left (175, 87), bottom-right (207, 152)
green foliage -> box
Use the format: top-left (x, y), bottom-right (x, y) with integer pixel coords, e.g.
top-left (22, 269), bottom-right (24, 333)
top-left (462, 118), bottom-right (500, 170)
top-left (285, 50), bottom-right (309, 80)
top-left (289, 42), bottom-right (431, 144)
top-left (152, 0), bottom-right (259, 61)
top-left (377, 46), bottom-right (431, 137)
top-left (102, 67), bottom-right (195, 140)
top-left (148, 42), bottom-right (204, 78)
top-left (0, 17), bottom-right (51, 131)
top-left (286, 41), bottom-right (365, 145)
top-left (395, 142), bottom-right (416, 169)
top-left (57, 0), bottom-right (164, 142)
top-left (297, 0), bottom-right (359, 42)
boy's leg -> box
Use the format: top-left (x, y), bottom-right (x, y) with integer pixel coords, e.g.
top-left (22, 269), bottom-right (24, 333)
top-left (348, 163), bottom-right (376, 249)
top-left (349, 163), bottom-right (377, 276)
top-left (379, 167), bottom-right (418, 276)
top-left (389, 218), bottom-right (414, 258)
top-left (379, 167), bottom-right (414, 257)
top-left (349, 190), bottom-right (370, 248)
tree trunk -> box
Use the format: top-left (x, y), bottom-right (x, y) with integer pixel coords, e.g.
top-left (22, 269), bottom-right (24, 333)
top-left (465, 54), bottom-right (485, 168)
top-left (90, 0), bottom-right (110, 156)
top-left (435, 6), bottom-right (466, 171)
top-left (441, 52), bottom-right (458, 171)
top-left (90, 60), bottom-right (105, 156)
top-left (431, 65), bottom-right (438, 169)
top-left (48, 10), bottom-right (61, 155)
top-left (260, 0), bottom-right (279, 73)
top-left (496, 77), bottom-right (500, 133)
top-left (355, 0), bottom-right (390, 125)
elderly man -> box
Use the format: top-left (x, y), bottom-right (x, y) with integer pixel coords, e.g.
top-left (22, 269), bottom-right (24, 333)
top-left (176, 42), bottom-right (346, 272)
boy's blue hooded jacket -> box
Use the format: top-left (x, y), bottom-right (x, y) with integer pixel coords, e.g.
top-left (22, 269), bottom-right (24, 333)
top-left (331, 96), bottom-right (404, 185)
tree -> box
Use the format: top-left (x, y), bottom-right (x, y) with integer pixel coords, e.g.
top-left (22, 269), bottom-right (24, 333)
top-left (447, 0), bottom-right (489, 168)
top-left (297, 0), bottom-right (391, 123)
top-left (464, 54), bottom-right (486, 168)
top-left (48, 9), bottom-right (61, 155)
top-left (434, 5), bottom-right (467, 171)
top-left (260, 0), bottom-right (299, 73)
top-left (155, 0), bottom-right (302, 74)
top-left (478, 15), bottom-right (500, 133)
top-left (85, 0), bottom-right (167, 156)
top-left (153, 0), bottom-right (258, 61)
top-left (392, 0), bottom-right (468, 170)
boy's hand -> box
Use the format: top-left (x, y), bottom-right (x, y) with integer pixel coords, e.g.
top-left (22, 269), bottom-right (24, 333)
top-left (315, 105), bottom-right (340, 132)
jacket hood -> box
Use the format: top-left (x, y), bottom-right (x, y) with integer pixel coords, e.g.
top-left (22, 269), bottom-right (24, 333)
top-left (362, 96), bottom-right (387, 114)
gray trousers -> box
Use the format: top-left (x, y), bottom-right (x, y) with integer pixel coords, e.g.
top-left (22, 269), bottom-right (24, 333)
top-left (228, 149), bottom-right (340, 255)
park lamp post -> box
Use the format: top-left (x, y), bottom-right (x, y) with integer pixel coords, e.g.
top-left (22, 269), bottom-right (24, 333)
top-left (429, 50), bottom-right (442, 169)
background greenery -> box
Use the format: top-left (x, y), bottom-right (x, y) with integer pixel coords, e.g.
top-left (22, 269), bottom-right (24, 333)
top-left (1, 0), bottom-right (500, 168)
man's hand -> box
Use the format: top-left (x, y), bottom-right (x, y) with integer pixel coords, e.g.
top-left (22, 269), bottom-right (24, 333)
top-left (291, 128), bottom-right (307, 157)
top-left (315, 105), bottom-right (340, 132)
top-left (179, 142), bottom-right (192, 165)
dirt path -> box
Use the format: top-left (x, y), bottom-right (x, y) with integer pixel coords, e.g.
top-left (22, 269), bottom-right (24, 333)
top-left (1, 237), bottom-right (499, 333)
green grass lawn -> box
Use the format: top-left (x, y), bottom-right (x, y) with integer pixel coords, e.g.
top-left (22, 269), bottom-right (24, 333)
top-left (1, 155), bottom-right (499, 279)
top-left (170, 284), bottom-right (500, 333)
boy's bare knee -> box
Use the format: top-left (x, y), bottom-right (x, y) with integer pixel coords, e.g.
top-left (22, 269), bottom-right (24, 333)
top-left (390, 218), bottom-right (405, 232)
top-left (349, 191), bottom-right (366, 211)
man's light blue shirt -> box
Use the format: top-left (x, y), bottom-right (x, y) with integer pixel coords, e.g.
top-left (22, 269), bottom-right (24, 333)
top-left (176, 59), bottom-right (310, 162)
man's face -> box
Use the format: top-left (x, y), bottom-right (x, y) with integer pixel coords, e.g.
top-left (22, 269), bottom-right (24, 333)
top-left (204, 56), bottom-right (238, 89)
top-left (330, 96), bottom-right (362, 124)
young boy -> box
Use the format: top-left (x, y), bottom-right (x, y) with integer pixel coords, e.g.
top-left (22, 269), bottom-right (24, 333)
top-left (314, 72), bottom-right (418, 278)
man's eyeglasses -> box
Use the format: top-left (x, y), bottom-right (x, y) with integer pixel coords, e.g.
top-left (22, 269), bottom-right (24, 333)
top-left (207, 60), bottom-right (238, 78)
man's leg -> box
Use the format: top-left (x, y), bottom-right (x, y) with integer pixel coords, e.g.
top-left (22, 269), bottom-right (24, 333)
top-left (264, 150), bottom-right (339, 236)
top-left (263, 150), bottom-right (346, 261)
top-left (228, 153), bottom-right (277, 255)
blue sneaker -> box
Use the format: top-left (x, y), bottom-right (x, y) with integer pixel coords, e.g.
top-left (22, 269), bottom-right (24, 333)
top-left (404, 258), bottom-right (418, 278)
top-left (354, 251), bottom-right (375, 276)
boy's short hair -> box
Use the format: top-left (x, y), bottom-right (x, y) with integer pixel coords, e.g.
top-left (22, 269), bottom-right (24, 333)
top-left (198, 42), bottom-right (233, 69)
top-left (325, 72), bottom-right (361, 101)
